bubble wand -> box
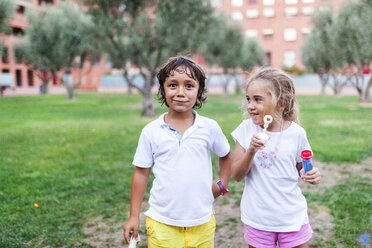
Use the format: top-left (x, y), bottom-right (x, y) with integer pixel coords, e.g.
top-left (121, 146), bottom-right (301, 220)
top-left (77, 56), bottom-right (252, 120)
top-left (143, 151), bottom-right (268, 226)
top-left (128, 232), bottom-right (140, 248)
top-left (257, 115), bottom-right (273, 141)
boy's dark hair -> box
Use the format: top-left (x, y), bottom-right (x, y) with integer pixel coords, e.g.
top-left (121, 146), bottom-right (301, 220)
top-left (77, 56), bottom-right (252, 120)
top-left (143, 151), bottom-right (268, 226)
top-left (157, 56), bottom-right (207, 109)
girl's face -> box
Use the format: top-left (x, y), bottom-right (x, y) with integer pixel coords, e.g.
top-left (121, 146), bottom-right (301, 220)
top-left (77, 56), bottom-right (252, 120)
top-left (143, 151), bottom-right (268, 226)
top-left (246, 80), bottom-right (274, 126)
top-left (164, 66), bottom-right (199, 114)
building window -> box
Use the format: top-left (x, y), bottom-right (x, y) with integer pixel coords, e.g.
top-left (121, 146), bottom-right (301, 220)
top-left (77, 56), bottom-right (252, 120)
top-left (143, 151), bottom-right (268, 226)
top-left (2, 47), bottom-right (9, 63)
top-left (262, 29), bottom-right (274, 37)
top-left (263, 8), bottom-right (275, 17)
top-left (301, 27), bottom-right (311, 34)
top-left (248, 0), bottom-right (257, 4)
top-left (231, 11), bottom-right (243, 21)
top-left (246, 29), bottom-right (258, 37)
top-left (2, 69), bottom-right (9, 73)
top-left (263, 0), bottom-right (275, 5)
top-left (12, 27), bottom-right (24, 36)
top-left (302, 6), bottom-right (314, 15)
top-left (246, 9), bottom-right (259, 18)
top-left (92, 55), bottom-right (101, 67)
top-left (38, 0), bottom-right (54, 5)
top-left (16, 70), bottom-right (22, 87)
top-left (285, 0), bottom-right (298, 4)
top-left (232, 0), bottom-right (243, 6)
top-left (285, 7), bottom-right (298, 17)
top-left (284, 28), bottom-right (297, 41)
top-left (17, 5), bottom-right (25, 14)
top-left (284, 50), bottom-right (296, 67)
top-left (28, 70), bottom-right (34, 86)
top-left (210, 0), bottom-right (222, 7)
top-left (266, 51), bottom-right (272, 65)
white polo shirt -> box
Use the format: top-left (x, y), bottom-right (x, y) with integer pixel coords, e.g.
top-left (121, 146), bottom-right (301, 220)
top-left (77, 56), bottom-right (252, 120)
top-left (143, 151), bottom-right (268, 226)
top-left (133, 111), bottom-right (230, 227)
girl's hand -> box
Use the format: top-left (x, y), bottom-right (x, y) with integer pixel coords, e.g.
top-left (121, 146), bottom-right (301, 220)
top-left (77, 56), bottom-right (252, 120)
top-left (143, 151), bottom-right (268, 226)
top-left (300, 167), bottom-right (321, 184)
top-left (248, 134), bottom-right (267, 153)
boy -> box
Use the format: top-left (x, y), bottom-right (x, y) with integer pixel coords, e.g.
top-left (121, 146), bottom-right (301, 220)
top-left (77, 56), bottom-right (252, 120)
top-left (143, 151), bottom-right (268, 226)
top-left (123, 56), bottom-right (231, 247)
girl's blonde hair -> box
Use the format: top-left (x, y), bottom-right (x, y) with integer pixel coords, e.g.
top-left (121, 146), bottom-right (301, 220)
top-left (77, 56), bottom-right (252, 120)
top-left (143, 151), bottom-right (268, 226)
top-left (246, 67), bottom-right (300, 124)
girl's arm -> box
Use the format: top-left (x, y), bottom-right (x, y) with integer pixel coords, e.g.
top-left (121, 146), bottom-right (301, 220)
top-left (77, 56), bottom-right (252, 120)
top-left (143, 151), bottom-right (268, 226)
top-left (297, 162), bottom-right (321, 184)
top-left (213, 151), bottom-right (232, 198)
top-left (231, 134), bottom-right (265, 182)
top-left (123, 166), bottom-right (151, 243)
top-left (231, 142), bottom-right (255, 181)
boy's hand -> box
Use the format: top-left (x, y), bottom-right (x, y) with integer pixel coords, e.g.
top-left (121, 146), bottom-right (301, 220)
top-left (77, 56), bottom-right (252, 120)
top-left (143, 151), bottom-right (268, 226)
top-left (248, 134), bottom-right (266, 153)
top-left (123, 216), bottom-right (140, 244)
top-left (212, 182), bottom-right (221, 198)
top-left (300, 167), bottom-right (321, 184)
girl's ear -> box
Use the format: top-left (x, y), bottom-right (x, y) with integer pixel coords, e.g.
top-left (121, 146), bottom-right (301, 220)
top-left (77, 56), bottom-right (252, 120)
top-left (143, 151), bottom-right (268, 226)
top-left (276, 99), bottom-right (286, 111)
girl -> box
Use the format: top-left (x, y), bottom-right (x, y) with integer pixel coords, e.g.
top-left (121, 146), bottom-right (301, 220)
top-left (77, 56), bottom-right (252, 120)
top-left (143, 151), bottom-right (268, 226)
top-left (231, 67), bottom-right (321, 248)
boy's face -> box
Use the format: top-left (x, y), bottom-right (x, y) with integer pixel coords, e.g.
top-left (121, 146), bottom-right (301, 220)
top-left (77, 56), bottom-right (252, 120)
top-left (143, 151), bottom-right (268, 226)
top-left (164, 66), bottom-right (199, 114)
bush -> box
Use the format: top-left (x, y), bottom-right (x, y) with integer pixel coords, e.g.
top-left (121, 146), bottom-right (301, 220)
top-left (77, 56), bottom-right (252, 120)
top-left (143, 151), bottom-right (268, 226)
top-left (282, 65), bottom-right (305, 76)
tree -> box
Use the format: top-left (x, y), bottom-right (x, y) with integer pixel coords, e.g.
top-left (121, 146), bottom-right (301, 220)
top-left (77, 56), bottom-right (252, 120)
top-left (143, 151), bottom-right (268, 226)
top-left (200, 16), bottom-right (244, 96)
top-left (240, 37), bottom-right (265, 91)
top-left (86, 0), bottom-right (149, 96)
top-left (333, 1), bottom-right (372, 101)
top-left (200, 15), bottom-right (264, 95)
top-left (302, 7), bottom-right (337, 95)
top-left (16, 2), bottom-right (94, 99)
top-left (88, 0), bottom-right (215, 116)
top-left (0, 0), bottom-right (15, 51)
top-left (303, 3), bottom-right (372, 100)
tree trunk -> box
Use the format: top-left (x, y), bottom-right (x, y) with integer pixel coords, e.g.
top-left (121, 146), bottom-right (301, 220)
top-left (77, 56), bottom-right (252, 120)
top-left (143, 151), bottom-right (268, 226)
top-left (234, 75), bottom-right (242, 94)
top-left (66, 84), bottom-right (76, 101)
top-left (318, 73), bottom-right (328, 95)
top-left (40, 81), bottom-right (49, 95)
top-left (127, 85), bottom-right (133, 95)
top-left (141, 92), bottom-right (155, 116)
top-left (360, 76), bottom-right (372, 102)
top-left (122, 69), bottom-right (132, 96)
top-left (222, 72), bottom-right (231, 97)
top-left (331, 74), bottom-right (346, 97)
top-left (141, 70), bottom-right (155, 117)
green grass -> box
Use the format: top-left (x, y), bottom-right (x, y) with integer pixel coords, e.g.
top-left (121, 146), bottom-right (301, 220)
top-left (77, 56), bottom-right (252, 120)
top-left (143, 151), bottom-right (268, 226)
top-left (0, 93), bottom-right (371, 247)
top-left (305, 175), bottom-right (372, 247)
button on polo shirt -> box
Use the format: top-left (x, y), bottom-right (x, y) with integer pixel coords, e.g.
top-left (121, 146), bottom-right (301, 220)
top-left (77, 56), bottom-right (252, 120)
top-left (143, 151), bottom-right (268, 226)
top-left (133, 111), bottom-right (230, 227)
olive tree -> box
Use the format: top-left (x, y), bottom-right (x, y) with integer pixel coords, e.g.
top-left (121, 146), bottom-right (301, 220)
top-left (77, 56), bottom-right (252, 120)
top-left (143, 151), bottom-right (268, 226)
top-left (200, 15), bottom-right (264, 95)
top-left (334, 1), bottom-right (372, 101)
top-left (302, 7), bottom-right (339, 95)
top-left (16, 2), bottom-right (94, 99)
top-left (0, 0), bottom-right (15, 51)
top-left (88, 0), bottom-right (215, 116)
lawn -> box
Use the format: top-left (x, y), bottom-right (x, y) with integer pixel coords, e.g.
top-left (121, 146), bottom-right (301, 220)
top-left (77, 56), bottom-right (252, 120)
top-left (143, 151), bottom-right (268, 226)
top-left (0, 93), bottom-right (371, 247)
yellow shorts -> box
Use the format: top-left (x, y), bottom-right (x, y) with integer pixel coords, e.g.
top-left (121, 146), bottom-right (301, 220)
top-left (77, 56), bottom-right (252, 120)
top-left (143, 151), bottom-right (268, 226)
top-left (146, 215), bottom-right (216, 248)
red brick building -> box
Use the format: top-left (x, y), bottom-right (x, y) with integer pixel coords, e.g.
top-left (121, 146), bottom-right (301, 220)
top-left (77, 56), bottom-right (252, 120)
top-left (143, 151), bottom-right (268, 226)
top-left (211, 0), bottom-right (344, 69)
top-left (0, 0), bottom-right (107, 90)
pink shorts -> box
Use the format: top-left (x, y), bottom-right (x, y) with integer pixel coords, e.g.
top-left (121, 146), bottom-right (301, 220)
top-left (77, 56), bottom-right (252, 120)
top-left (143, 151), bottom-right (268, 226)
top-left (244, 224), bottom-right (313, 248)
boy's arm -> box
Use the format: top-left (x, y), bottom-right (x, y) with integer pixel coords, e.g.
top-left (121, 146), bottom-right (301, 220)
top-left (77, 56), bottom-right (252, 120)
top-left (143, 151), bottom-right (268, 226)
top-left (297, 162), bottom-right (321, 184)
top-left (123, 166), bottom-right (151, 243)
top-left (213, 151), bottom-right (232, 198)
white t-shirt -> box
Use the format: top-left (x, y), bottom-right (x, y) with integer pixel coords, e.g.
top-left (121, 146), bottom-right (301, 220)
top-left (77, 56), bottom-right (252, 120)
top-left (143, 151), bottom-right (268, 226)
top-left (133, 111), bottom-right (230, 227)
top-left (231, 119), bottom-right (311, 232)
